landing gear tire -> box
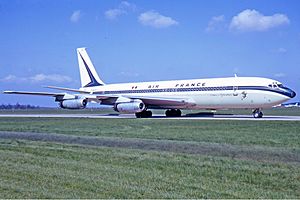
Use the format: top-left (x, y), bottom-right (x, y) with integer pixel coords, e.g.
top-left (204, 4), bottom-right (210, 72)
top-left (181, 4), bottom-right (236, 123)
top-left (176, 109), bottom-right (182, 117)
top-left (165, 109), bottom-right (181, 117)
top-left (135, 112), bottom-right (142, 118)
top-left (253, 109), bottom-right (263, 118)
top-left (135, 110), bottom-right (152, 118)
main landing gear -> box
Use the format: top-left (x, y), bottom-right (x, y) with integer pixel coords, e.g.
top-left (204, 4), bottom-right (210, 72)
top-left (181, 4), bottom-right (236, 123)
top-left (135, 110), bottom-right (152, 118)
top-left (253, 108), bottom-right (263, 118)
top-left (165, 109), bottom-right (181, 117)
top-left (135, 109), bottom-right (182, 118)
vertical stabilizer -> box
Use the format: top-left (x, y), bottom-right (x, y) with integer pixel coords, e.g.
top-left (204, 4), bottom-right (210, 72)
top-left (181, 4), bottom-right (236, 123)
top-left (77, 48), bottom-right (105, 88)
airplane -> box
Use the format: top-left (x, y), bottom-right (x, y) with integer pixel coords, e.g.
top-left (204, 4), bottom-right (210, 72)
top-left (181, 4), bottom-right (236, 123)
top-left (275, 102), bottom-right (300, 108)
top-left (3, 48), bottom-right (296, 118)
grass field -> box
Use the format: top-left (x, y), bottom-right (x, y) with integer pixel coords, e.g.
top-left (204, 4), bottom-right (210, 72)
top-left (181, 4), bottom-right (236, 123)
top-left (0, 116), bottom-right (300, 198)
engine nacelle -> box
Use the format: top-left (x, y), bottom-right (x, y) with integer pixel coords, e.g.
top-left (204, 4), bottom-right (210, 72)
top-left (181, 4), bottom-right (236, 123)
top-left (115, 101), bottom-right (145, 114)
top-left (59, 99), bottom-right (87, 109)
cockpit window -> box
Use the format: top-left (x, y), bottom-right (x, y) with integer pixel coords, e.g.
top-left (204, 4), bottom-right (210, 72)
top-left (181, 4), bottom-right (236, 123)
top-left (268, 83), bottom-right (283, 88)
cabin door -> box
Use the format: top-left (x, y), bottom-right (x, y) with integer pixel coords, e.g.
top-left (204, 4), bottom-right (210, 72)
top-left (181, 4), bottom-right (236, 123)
top-left (233, 86), bottom-right (238, 96)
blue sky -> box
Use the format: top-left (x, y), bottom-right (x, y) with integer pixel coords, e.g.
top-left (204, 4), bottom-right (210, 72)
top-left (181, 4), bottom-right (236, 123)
top-left (1, 0), bottom-right (300, 106)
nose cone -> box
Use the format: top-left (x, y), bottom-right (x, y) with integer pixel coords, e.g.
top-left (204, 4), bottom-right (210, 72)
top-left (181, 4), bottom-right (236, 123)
top-left (279, 86), bottom-right (296, 98)
top-left (285, 87), bottom-right (296, 98)
top-left (290, 90), bottom-right (296, 98)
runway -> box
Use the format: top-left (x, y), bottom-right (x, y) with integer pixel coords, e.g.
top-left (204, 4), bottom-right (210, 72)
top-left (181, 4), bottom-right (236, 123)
top-left (0, 113), bottom-right (300, 121)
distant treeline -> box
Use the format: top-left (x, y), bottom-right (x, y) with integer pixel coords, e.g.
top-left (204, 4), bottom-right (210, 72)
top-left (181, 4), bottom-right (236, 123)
top-left (0, 103), bottom-right (40, 109)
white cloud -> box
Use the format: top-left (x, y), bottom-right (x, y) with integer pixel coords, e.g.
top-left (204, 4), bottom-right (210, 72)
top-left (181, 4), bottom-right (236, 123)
top-left (205, 15), bottom-right (225, 32)
top-left (30, 74), bottom-right (72, 83)
top-left (119, 1), bottom-right (136, 11)
top-left (0, 74), bottom-right (72, 83)
top-left (274, 73), bottom-right (286, 78)
top-left (104, 1), bottom-right (136, 20)
top-left (105, 9), bottom-right (125, 20)
top-left (119, 71), bottom-right (139, 77)
top-left (70, 10), bottom-right (81, 23)
top-left (277, 47), bottom-right (287, 53)
top-left (0, 75), bottom-right (18, 82)
top-left (138, 11), bottom-right (178, 28)
top-left (229, 9), bottom-right (290, 32)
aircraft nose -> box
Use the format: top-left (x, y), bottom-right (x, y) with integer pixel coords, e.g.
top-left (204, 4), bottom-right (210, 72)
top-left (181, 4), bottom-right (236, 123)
top-left (290, 90), bottom-right (296, 98)
top-left (286, 87), bottom-right (296, 98)
top-left (280, 86), bottom-right (296, 98)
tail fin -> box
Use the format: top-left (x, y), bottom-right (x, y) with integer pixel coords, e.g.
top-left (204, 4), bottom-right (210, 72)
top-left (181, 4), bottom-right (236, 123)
top-left (77, 48), bottom-right (105, 88)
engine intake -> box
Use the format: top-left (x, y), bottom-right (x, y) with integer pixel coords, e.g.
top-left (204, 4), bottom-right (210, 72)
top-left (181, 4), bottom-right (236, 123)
top-left (59, 99), bottom-right (87, 109)
top-left (115, 101), bottom-right (145, 114)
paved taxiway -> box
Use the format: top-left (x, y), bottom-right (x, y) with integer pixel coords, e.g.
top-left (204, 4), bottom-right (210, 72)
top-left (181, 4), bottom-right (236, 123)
top-left (0, 114), bottom-right (300, 121)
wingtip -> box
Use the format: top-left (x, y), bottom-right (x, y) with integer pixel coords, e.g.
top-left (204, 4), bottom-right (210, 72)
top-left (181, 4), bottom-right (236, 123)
top-left (43, 85), bottom-right (53, 89)
top-left (3, 91), bottom-right (13, 94)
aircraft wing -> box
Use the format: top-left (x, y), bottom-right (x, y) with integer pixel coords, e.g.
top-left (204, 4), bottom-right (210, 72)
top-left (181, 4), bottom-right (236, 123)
top-left (45, 86), bottom-right (90, 94)
top-left (3, 90), bottom-right (195, 108)
top-left (44, 86), bottom-right (195, 107)
top-left (3, 91), bottom-right (65, 97)
top-left (93, 94), bottom-right (196, 108)
top-left (3, 90), bottom-right (101, 103)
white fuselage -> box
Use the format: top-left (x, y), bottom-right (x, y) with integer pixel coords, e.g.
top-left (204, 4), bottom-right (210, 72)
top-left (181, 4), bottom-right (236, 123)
top-left (80, 77), bottom-right (295, 110)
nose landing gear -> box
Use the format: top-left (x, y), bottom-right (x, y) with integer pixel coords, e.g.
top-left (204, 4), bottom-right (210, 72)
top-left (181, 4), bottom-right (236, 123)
top-left (253, 108), bottom-right (263, 118)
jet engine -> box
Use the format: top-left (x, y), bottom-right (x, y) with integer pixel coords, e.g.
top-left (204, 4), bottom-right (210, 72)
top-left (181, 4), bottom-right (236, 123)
top-left (115, 100), bottom-right (145, 114)
top-left (59, 99), bottom-right (87, 109)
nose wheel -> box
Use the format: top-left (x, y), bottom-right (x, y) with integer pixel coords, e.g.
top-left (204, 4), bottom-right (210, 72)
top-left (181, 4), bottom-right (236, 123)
top-left (253, 109), bottom-right (263, 118)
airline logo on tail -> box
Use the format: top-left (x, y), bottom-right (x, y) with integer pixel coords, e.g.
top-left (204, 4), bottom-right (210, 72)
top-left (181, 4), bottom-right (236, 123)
top-left (78, 53), bottom-right (102, 87)
top-left (77, 48), bottom-right (105, 88)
